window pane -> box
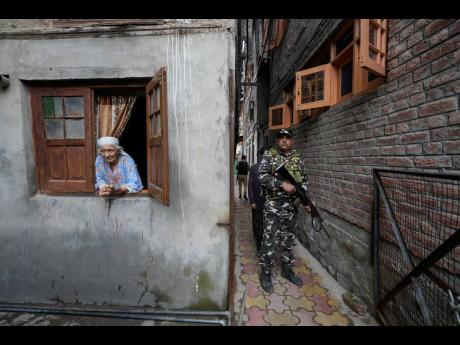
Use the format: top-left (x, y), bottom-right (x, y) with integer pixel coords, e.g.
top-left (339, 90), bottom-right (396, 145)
top-left (340, 61), bottom-right (353, 97)
top-left (150, 92), bottom-right (155, 115)
top-left (369, 24), bottom-right (377, 46)
top-left (149, 115), bottom-right (154, 136)
top-left (369, 49), bottom-right (378, 61)
top-left (54, 97), bottom-right (63, 117)
top-left (368, 71), bottom-right (379, 82)
top-left (272, 108), bottom-right (283, 126)
top-left (64, 97), bottom-right (84, 117)
top-left (45, 119), bottom-right (65, 139)
top-left (301, 71), bottom-right (324, 103)
top-left (335, 28), bottom-right (353, 55)
top-left (42, 97), bottom-right (54, 118)
top-left (155, 87), bottom-right (161, 111)
top-left (65, 119), bottom-right (85, 139)
top-left (154, 113), bottom-right (161, 136)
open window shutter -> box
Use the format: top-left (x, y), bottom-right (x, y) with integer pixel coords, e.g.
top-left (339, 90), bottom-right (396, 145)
top-left (275, 19), bottom-right (288, 47)
top-left (264, 19), bottom-right (288, 52)
top-left (146, 67), bottom-right (169, 205)
top-left (32, 87), bottom-right (94, 193)
top-left (359, 19), bottom-right (388, 77)
top-left (269, 103), bottom-right (291, 130)
top-left (295, 63), bottom-right (332, 111)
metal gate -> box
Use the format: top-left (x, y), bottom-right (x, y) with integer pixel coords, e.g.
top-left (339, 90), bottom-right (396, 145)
top-left (372, 169), bottom-right (460, 326)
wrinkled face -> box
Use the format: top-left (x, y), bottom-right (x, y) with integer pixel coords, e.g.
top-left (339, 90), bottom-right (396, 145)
top-left (277, 135), bottom-right (293, 153)
top-left (100, 144), bottom-right (119, 164)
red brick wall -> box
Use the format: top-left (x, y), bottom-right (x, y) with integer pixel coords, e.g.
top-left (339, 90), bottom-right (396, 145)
top-left (288, 19), bottom-right (460, 232)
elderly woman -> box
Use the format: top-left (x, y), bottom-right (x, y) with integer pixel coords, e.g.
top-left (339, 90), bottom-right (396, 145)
top-left (95, 136), bottom-right (143, 196)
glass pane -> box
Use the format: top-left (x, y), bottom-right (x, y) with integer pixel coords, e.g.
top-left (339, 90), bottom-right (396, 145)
top-left (369, 49), bottom-right (378, 61)
top-left (150, 92), bottom-right (155, 115)
top-left (149, 115), bottom-right (154, 136)
top-left (271, 108), bottom-right (283, 126)
top-left (155, 87), bottom-right (161, 111)
top-left (64, 97), bottom-right (84, 117)
top-left (45, 119), bottom-right (65, 139)
top-left (340, 61), bottom-right (353, 97)
top-left (54, 97), bottom-right (63, 117)
top-left (42, 97), bottom-right (54, 118)
top-left (301, 71), bottom-right (324, 104)
top-left (368, 71), bottom-right (379, 82)
top-left (369, 24), bottom-right (378, 46)
top-left (154, 113), bottom-right (161, 136)
top-left (335, 28), bottom-right (353, 55)
top-left (65, 119), bottom-right (85, 139)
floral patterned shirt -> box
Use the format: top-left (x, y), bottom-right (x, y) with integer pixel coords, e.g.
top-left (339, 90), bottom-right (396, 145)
top-left (95, 154), bottom-right (143, 193)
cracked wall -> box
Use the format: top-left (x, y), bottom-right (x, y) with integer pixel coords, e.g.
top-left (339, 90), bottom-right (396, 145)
top-left (0, 22), bottom-right (235, 310)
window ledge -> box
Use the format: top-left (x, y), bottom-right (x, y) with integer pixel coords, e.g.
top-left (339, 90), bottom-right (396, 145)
top-left (30, 189), bottom-right (151, 201)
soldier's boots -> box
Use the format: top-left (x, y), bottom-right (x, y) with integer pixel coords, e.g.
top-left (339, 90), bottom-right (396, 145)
top-left (243, 194), bottom-right (248, 201)
top-left (259, 270), bottom-right (274, 293)
top-left (281, 264), bottom-right (303, 287)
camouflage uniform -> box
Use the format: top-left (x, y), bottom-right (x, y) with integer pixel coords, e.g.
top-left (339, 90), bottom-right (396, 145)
top-left (258, 146), bottom-right (308, 272)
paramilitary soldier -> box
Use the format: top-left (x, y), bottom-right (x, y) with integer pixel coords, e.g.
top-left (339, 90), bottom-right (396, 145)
top-left (257, 128), bottom-right (311, 293)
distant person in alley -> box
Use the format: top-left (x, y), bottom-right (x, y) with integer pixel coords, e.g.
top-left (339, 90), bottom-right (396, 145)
top-left (257, 128), bottom-right (311, 293)
top-left (248, 148), bottom-right (265, 253)
top-left (236, 155), bottom-right (249, 200)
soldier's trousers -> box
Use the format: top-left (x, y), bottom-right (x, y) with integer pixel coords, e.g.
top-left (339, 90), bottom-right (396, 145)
top-left (260, 199), bottom-right (296, 272)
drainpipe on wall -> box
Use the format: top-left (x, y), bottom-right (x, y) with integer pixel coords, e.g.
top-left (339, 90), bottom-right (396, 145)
top-left (0, 303), bottom-right (231, 326)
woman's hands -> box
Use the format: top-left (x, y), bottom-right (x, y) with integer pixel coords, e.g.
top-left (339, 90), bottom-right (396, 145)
top-left (98, 184), bottom-right (128, 196)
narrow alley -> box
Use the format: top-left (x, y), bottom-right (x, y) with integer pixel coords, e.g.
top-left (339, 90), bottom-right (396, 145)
top-left (232, 194), bottom-right (377, 326)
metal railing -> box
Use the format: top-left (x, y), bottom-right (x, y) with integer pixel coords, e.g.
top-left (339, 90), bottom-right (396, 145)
top-left (372, 169), bottom-right (460, 326)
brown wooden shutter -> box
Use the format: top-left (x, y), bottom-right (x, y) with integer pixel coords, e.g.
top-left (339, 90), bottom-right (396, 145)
top-left (31, 87), bottom-right (94, 193)
top-left (359, 19), bottom-right (388, 77)
top-left (295, 64), bottom-right (332, 111)
top-left (146, 67), bottom-right (169, 205)
top-left (263, 19), bottom-right (288, 52)
top-left (269, 103), bottom-right (291, 130)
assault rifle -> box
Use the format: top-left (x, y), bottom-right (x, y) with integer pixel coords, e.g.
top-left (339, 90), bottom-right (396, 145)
top-left (275, 164), bottom-right (324, 232)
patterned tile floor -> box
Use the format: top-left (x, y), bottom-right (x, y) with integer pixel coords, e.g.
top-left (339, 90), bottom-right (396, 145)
top-left (232, 195), bottom-right (378, 326)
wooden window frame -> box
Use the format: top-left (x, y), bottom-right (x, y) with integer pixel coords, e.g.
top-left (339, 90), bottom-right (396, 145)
top-left (269, 103), bottom-right (291, 130)
top-left (29, 78), bottom-right (169, 199)
top-left (359, 19), bottom-right (388, 77)
top-left (293, 19), bottom-right (387, 120)
top-left (295, 64), bottom-right (332, 111)
top-left (330, 19), bottom-right (387, 105)
top-left (146, 67), bottom-right (169, 206)
top-left (31, 87), bottom-right (94, 194)
top-left (263, 19), bottom-right (288, 52)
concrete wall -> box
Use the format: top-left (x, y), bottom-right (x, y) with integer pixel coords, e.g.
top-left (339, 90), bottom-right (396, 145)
top-left (0, 22), bottom-right (235, 310)
top-left (265, 19), bottom-right (460, 312)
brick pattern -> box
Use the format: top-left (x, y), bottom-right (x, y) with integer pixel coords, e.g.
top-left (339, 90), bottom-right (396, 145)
top-left (277, 19), bottom-right (460, 232)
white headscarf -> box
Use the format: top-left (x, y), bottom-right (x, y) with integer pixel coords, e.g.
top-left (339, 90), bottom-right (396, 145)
top-left (97, 136), bottom-right (127, 156)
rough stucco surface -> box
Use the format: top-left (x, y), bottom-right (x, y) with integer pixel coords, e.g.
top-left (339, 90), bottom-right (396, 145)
top-left (0, 27), bottom-right (235, 310)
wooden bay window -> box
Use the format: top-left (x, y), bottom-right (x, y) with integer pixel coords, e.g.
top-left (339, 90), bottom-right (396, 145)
top-left (269, 103), bottom-right (291, 130)
top-left (293, 19), bottom-right (387, 120)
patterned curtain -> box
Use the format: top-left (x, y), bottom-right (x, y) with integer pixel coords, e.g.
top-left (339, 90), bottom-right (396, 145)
top-left (95, 95), bottom-right (137, 139)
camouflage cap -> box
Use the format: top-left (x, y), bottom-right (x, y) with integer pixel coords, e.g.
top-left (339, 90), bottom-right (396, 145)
top-left (277, 128), bottom-right (293, 138)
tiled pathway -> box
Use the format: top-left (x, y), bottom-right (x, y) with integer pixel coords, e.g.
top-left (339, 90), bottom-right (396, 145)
top-left (232, 196), bottom-right (377, 326)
